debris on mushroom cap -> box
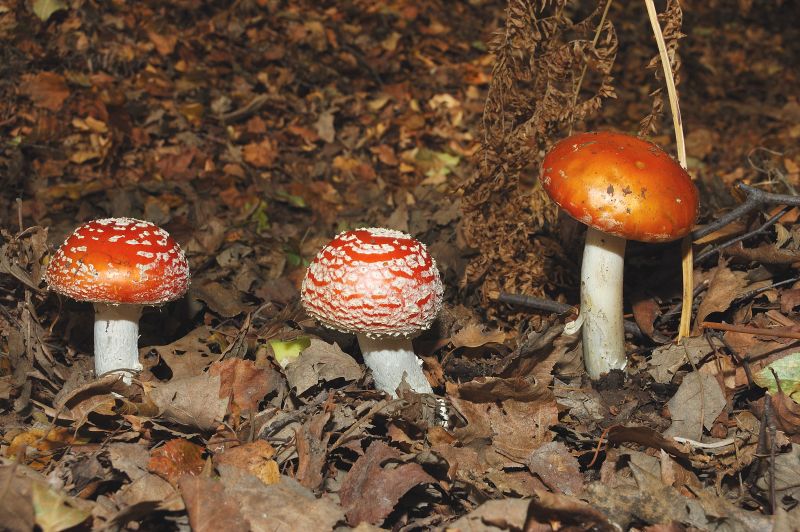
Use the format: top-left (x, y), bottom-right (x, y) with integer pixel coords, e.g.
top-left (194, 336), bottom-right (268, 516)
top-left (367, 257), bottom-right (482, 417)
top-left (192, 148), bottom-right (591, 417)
top-left (301, 227), bottom-right (444, 338)
top-left (44, 218), bottom-right (190, 305)
top-left (540, 131), bottom-right (699, 243)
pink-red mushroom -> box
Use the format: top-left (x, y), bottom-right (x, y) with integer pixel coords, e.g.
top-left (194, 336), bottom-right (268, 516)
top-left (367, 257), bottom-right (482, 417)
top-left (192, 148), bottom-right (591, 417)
top-left (301, 228), bottom-right (443, 397)
top-left (45, 218), bottom-right (190, 382)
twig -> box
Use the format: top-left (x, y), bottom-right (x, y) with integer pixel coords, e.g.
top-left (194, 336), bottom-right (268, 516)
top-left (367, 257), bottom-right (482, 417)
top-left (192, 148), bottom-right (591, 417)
top-left (732, 276), bottom-right (800, 306)
top-left (587, 425), bottom-right (613, 468)
top-left (692, 183), bottom-right (800, 241)
top-left (497, 292), bottom-right (646, 339)
top-left (497, 292), bottom-right (575, 315)
top-left (672, 436), bottom-right (735, 449)
top-left (694, 206), bottom-right (791, 263)
top-left (701, 321), bottom-right (800, 341)
top-left (644, 0), bottom-right (692, 342)
top-left (329, 399), bottom-right (389, 451)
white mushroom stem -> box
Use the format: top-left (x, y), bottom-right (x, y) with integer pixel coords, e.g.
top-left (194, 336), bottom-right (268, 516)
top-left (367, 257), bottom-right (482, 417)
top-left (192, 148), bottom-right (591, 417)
top-left (580, 227), bottom-right (628, 379)
top-left (356, 334), bottom-right (433, 397)
top-left (93, 303), bottom-right (143, 383)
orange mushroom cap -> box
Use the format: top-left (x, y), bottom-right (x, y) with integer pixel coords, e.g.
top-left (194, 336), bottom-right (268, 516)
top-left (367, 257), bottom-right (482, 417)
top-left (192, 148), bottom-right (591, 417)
top-left (540, 131), bottom-right (699, 242)
top-left (45, 218), bottom-right (190, 305)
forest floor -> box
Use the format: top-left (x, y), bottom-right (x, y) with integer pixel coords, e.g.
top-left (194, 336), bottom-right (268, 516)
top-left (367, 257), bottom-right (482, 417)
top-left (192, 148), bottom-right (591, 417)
top-left (1, 0), bottom-right (800, 530)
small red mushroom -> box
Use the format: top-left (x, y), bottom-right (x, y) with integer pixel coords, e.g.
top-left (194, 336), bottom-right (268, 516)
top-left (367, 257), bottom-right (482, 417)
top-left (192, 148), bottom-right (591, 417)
top-left (301, 228), bottom-right (443, 397)
top-left (540, 131), bottom-right (698, 379)
top-left (44, 218), bottom-right (190, 382)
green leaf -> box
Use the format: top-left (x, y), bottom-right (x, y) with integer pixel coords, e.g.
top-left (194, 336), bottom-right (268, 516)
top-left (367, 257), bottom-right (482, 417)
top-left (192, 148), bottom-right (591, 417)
top-left (269, 336), bottom-right (311, 368)
top-left (32, 482), bottom-right (91, 532)
top-left (31, 0), bottom-right (68, 22)
top-left (753, 352), bottom-right (800, 402)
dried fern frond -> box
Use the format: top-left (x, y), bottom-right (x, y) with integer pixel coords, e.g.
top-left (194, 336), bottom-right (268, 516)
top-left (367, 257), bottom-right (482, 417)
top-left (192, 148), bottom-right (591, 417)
top-left (461, 0), bottom-right (618, 323)
top-left (639, 0), bottom-right (684, 135)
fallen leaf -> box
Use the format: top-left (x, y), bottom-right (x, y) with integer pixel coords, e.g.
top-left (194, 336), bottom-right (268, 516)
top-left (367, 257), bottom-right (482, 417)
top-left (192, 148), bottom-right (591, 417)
top-left (148, 439), bottom-right (206, 487)
top-left (22, 72), bottom-right (70, 112)
top-left (753, 352), bottom-right (800, 400)
top-left (285, 338), bottom-right (363, 395)
top-left (270, 336), bottom-right (311, 367)
top-left (147, 29), bottom-right (178, 56)
top-left (243, 137), bottom-right (278, 168)
top-left (314, 111), bottom-right (336, 143)
top-left (32, 0), bottom-right (68, 22)
top-left (148, 374), bottom-right (228, 431)
top-left (217, 465), bottom-right (344, 531)
top-left (209, 358), bottom-right (274, 414)
top-left (339, 441), bottom-right (434, 526)
top-left (526, 441), bottom-right (583, 496)
top-left (143, 325), bottom-right (217, 378)
top-left (694, 263), bottom-right (749, 330)
top-left (179, 475), bottom-right (249, 532)
top-left (214, 440), bottom-right (280, 486)
top-left (118, 473), bottom-right (184, 512)
top-left (450, 323), bottom-right (506, 348)
top-left (0, 466), bottom-right (35, 531)
top-left (32, 481), bottom-right (91, 532)
top-left (445, 498), bottom-right (530, 531)
top-left (648, 336), bottom-right (720, 384)
top-left (663, 372), bottom-right (727, 441)
top-left (192, 280), bottom-right (255, 318)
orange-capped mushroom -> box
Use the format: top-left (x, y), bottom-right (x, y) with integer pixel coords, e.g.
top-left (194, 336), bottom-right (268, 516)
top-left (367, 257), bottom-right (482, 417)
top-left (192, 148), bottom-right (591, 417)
top-left (540, 131), bottom-right (698, 379)
top-left (45, 218), bottom-right (190, 381)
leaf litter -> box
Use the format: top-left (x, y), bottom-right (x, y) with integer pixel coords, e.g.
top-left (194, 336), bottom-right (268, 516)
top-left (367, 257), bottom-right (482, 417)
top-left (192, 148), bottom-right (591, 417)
top-left (2, 0), bottom-right (800, 530)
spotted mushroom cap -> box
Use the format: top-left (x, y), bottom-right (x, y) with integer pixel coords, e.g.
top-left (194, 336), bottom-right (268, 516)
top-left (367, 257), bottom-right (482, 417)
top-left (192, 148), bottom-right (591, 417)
top-left (44, 218), bottom-right (190, 305)
top-left (301, 228), bottom-right (444, 338)
top-left (540, 131), bottom-right (699, 243)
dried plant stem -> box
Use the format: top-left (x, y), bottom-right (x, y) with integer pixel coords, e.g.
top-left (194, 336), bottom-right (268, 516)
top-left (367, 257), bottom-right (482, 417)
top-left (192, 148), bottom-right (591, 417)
top-left (568, 0), bottom-right (613, 133)
top-left (701, 321), bottom-right (800, 341)
top-left (644, 0), bottom-right (693, 341)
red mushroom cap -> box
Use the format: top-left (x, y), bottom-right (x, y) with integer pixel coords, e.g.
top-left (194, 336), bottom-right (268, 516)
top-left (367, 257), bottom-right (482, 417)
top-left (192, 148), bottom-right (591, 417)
top-left (44, 218), bottom-right (190, 305)
top-left (540, 131), bottom-right (699, 242)
top-left (301, 228), bottom-right (443, 337)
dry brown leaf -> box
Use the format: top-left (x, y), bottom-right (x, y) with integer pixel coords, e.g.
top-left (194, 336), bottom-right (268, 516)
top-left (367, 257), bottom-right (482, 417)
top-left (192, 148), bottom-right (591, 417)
top-left (179, 475), bottom-right (249, 532)
top-left (143, 325), bottom-right (217, 378)
top-left (445, 498), bottom-right (530, 531)
top-left (192, 281), bottom-right (255, 318)
top-left (217, 465), bottom-right (344, 531)
top-left (663, 372), bottom-right (727, 441)
top-left (284, 338), bottom-right (363, 395)
top-left (242, 137), bottom-right (278, 168)
top-left (148, 374), bottom-right (228, 431)
top-left (339, 441), bottom-right (434, 526)
top-left (148, 439), bottom-right (206, 487)
top-left (214, 440), bottom-right (280, 486)
top-left (209, 358), bottom-right (274, 415)
top-left (694, 263), bottom-right (748, 329)
top-left (22, 72), bottom-right (70, 111)
top-left (147, 29), bottom-right (178, 56)
top-left (526, 441), bottom-right (583, 496)
top-left (450, 323), bottom-right (506, 348)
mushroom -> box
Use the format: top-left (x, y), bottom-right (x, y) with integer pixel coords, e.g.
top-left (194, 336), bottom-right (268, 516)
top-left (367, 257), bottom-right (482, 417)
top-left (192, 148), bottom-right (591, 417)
top-left (540, 131), bottom-right (698, 379)
top-left (301, 228), bottom-right (443, 397)
top-left (44, 218), bottom-right (190, 382)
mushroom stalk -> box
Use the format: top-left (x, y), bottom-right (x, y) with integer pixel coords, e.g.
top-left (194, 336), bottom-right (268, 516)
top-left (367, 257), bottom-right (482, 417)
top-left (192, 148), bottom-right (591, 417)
top-left (93, 303), bottom-right (143, 381)
top-left (356, 334), bottom-right (433, 397)
top-left (580, 227), bottom-right (627, 379)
